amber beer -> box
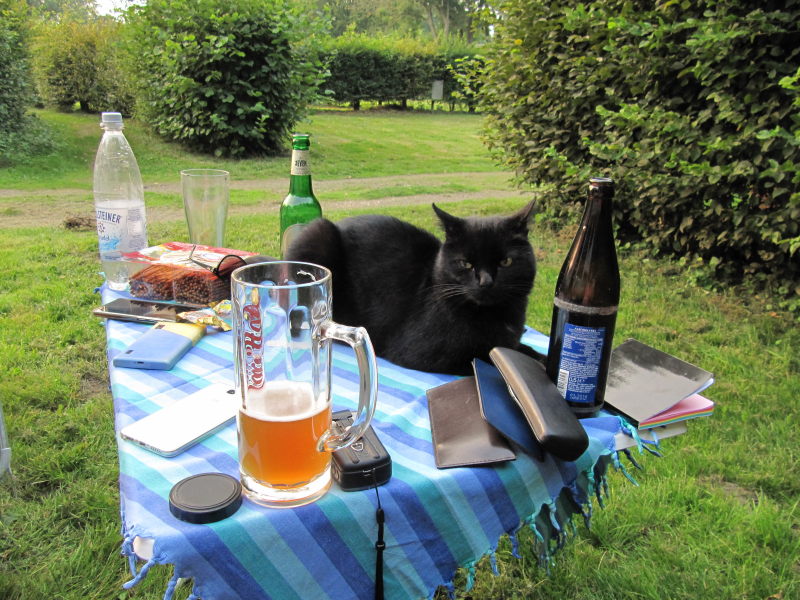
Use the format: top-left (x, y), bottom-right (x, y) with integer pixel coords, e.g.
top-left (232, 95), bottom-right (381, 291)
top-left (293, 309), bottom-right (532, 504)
top-left (232, 261), bottom-right (378, 508)
top-left (238, 381), bottom-right (331, 488)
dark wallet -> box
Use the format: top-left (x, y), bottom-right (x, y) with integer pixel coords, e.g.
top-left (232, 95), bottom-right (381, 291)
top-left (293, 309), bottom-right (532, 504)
top-left (426, 376), bottom-right (516, 469)
top-left (488, 347), bottom-right (589, 462)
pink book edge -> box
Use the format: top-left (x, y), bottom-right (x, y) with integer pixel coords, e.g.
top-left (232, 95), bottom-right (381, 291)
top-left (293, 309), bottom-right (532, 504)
top-left (639, 394), bottom-right (715, 428)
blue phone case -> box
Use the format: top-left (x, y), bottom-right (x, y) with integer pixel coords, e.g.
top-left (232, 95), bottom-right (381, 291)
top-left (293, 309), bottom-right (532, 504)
top-left (113, 323), bottom-right (204, 370)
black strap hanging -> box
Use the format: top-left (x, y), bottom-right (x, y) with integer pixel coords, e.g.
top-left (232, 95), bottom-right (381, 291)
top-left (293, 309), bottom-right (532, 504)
top-left (372, 470), bottom-right (385, 600)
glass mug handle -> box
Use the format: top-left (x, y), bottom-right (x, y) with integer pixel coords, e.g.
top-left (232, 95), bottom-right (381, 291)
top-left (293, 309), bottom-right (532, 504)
top-left (318, 321), bottom-right (378, 452)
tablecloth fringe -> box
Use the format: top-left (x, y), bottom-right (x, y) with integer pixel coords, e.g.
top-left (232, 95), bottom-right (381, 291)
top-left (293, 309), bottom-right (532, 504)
top-left (120, 431), bottom-right (655, 600)
top-left (430, 439), bottom-right (657, 599)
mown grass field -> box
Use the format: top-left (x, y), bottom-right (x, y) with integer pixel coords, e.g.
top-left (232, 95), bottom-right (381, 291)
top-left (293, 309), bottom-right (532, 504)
top-left (0, 109), bottom-right (798, 599)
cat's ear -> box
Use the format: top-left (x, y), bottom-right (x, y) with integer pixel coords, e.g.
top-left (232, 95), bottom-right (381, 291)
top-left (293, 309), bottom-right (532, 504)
top-left (507, 200), bottom-right (536, 235)
top-left (432, 203), bottom-right (465, 237)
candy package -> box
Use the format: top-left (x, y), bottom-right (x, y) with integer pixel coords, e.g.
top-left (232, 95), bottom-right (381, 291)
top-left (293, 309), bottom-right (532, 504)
top-left (129, 264), bottom-right (229, 305)
top-left (124, 242), bottom-right (256, 305)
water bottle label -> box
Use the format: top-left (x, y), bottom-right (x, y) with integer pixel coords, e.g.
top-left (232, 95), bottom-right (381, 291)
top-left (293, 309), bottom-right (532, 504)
top-left (96, 206), bottom-right (146, 253)
top-left (555, 323), bottom-right (605, 405)
top-left (290, 150), bottom-right (311, 176)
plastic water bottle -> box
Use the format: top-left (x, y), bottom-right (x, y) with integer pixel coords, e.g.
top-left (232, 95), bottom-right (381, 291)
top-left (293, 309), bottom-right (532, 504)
top-left (93, 112), bottom-right (148, 290)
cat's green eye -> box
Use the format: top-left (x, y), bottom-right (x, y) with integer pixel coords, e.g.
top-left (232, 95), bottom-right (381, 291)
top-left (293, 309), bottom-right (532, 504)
top-left (500, 257), bottom-right (513, 267)
top-left (459, 260), bottom-right (473, 270)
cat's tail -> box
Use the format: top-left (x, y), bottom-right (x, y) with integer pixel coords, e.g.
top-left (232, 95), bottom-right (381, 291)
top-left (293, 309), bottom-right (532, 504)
top-left (283, 218), bottom-right (344, 276)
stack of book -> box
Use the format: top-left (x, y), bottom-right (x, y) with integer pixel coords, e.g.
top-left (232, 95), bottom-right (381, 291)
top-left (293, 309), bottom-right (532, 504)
top-left (603, 339), bottom-right (715, 449)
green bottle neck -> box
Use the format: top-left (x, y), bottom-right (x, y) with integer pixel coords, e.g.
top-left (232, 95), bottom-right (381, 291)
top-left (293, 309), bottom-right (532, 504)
top-left (288, 148), bottom-right (314, 196)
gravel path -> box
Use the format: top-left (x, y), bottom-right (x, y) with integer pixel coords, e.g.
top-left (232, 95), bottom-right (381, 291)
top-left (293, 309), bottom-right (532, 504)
top-left (0, 172), bottom-right (528, 229)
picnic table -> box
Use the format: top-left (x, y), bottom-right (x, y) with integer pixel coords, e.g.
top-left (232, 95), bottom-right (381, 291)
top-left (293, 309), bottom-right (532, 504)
top-left (102, 284), bottom-right (641, 600)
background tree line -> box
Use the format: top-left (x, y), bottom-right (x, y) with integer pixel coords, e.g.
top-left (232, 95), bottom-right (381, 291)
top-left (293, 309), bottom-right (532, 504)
top-left (1, 0), bottom-right (798, 310)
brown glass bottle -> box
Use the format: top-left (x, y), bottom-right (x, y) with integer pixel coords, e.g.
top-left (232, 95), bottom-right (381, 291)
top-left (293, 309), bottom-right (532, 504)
top-left (546, 177), bottom-right (620, 416)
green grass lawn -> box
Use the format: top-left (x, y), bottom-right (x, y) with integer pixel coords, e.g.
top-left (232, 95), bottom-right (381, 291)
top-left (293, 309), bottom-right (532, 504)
top-left (0, 110), bottom-right (798, 599)
top-left (0, 108), bottom-right (500, 191)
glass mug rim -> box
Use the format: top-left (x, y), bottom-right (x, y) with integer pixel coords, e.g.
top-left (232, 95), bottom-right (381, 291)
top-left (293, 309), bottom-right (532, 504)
top-left (180, 168), bottom-right (230, 178)
top-left (231, 261), bottom-right (332, 291)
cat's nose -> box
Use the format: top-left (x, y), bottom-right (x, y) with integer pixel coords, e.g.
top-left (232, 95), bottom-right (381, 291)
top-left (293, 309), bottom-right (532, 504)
top-left (477, 270), bottom-right (494, 288)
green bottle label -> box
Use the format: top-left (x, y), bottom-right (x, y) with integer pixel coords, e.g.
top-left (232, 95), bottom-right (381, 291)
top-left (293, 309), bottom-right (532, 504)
top-left (291, 150), bottom-right (310, 176)
top-left (281, 222), bottom-right (307, 256)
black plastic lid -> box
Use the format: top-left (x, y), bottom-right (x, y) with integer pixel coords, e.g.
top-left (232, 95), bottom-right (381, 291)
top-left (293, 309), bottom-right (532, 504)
top-left (169, 473), bottom-right (242, 524)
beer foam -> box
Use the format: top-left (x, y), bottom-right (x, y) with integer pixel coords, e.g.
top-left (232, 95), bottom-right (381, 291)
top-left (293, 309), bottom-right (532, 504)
top-left (244, 380), bottom-right (327, 421)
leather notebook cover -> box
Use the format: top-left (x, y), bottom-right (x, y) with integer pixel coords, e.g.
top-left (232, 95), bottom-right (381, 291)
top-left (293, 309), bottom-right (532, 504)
top-left (489, 347), bottom-right (589, 462)
top-left (473, 358), bottom-right (543, 460)
top-left (426, 377), bottom-right (516, 469)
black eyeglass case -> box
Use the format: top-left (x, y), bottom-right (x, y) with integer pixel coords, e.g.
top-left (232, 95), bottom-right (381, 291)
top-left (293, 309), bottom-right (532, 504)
top-left (488, 347), bottom-right (589, 462)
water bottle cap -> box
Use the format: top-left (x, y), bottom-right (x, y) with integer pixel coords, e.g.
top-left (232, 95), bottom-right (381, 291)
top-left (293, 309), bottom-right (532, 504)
top-left (101, 112), bottom-right (123, 126)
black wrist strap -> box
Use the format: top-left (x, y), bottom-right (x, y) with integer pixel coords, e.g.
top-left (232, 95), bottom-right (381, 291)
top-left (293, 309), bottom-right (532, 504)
top-left (372, 470), bottom-right (385, 600)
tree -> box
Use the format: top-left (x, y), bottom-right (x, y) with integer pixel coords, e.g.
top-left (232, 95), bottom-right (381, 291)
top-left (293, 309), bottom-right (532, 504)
top-left (300, 0), bottom-right (427, 37)
top-left (418, 0), bottom-right (491, 42)
top-left (299, 0), bottom-right (494, 41)
top-left (26, 0), bottom-right (97, 21)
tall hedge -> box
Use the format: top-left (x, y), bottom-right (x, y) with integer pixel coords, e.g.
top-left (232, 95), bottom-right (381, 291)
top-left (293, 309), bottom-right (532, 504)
top-left (124, 0), bottom-right (327, 157)
top-left (321, 35), bottom-right (480, 110)
top-left (482, 0), bottom-right (800, 306)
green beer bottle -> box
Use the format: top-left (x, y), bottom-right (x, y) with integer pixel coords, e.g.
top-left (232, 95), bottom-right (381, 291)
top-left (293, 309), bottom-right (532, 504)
top-left (280, 133), bottom-right (322, 257)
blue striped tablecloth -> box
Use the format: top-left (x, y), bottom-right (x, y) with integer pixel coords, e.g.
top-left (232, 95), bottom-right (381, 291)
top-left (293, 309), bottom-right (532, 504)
top-left (104, 289), bottom-right (624, 600)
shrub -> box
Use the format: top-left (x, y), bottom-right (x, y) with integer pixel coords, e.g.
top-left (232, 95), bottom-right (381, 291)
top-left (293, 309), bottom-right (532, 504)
top-left (0, 0), bottom-right (31, 122)
top-left (32, 18), bottom-right (135, 115)
top-left (0, 0), bottom-right (53, 165)
top-left (481, 1), bottom-right (800, 307)
top-left (124, 0), bottom-right (327, 157)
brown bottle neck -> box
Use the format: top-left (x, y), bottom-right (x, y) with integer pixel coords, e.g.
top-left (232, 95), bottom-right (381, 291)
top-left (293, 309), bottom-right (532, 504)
top-left (555, 182), bottom-right (620, 306)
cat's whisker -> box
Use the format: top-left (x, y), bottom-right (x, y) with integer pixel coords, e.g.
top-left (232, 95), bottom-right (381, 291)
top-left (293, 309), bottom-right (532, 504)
top-left (429, 283), bottom-right (470, 303)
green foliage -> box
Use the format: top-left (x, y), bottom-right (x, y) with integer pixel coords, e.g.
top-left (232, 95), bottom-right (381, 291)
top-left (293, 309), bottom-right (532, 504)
top-left (300, 0), bottom-right (427, 38)
top-left (123, 0), bottom-right (328, 158)
top-left (321, 34), bottom-right (481, 109)
top-left (0, 0), bottom-right (54, 164)
top-left (32, 18), bottom-right (135, 114)
top-left (27, 0), bottom-right (97, 21)
top-left (447, 53), bottom-right (485, 112)
top-left (482, 0), bottom-right (800, 308)
top-left (0, 0), bottom-right (31, 123)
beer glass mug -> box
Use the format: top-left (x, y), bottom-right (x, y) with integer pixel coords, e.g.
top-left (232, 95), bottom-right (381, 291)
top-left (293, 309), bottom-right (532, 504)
top-left (231, 262), bottom-right (378, 508)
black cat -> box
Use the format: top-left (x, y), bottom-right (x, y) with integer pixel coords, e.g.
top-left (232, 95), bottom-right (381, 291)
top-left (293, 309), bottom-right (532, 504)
top-left (284, 202), bottom-right (538, 375)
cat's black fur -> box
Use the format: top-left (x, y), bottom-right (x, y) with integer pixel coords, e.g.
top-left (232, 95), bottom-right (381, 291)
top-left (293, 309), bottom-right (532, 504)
top-left (284, 202), bottom-right (537, 375)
